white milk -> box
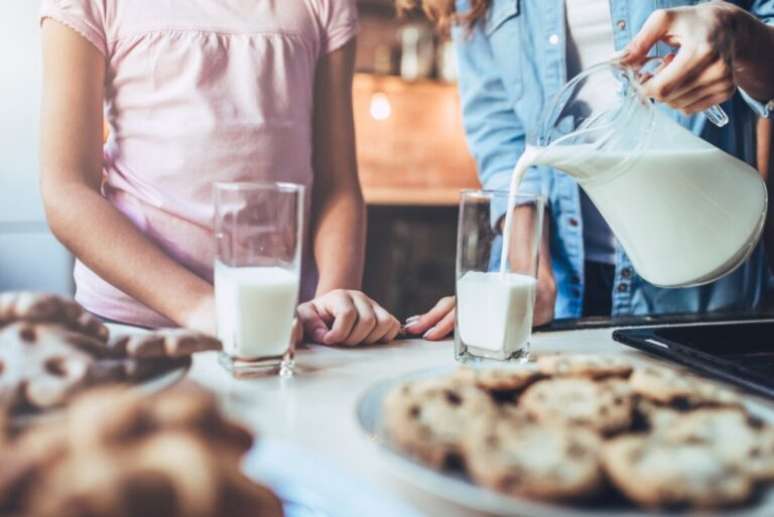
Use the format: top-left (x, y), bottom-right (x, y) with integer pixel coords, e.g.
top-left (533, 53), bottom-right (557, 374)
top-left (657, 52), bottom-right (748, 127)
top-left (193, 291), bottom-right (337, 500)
top-left (501, 110), bottom-right (766, 287)
top-left (214, 261), bottom-right (299, 359)
top-left (457, 271), bottom-right (536, 353)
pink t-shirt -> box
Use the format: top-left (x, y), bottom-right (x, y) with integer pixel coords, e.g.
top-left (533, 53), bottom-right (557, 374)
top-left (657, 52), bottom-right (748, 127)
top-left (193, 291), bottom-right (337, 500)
top-left (40, 0), bottom-right (358, 327)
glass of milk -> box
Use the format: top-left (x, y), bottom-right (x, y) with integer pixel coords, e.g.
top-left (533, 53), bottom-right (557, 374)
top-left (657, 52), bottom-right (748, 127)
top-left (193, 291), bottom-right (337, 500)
top-left (213, 182), bottom-right (304, 378)
top-left (455, 190), bottom-right (545, 365)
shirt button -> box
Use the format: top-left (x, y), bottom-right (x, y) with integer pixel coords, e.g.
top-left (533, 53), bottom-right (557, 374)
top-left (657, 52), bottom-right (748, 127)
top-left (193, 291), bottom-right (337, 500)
top-left (617, 283), bottom-right (629, 293)
top-left (621, 267), bottom-right (633, 279)
top-left (617, 19), bottom-right (626, 30)
top-left (568, 217), bottom-right (579, 227)
top-left (549, 34), bottom-right (560, 46)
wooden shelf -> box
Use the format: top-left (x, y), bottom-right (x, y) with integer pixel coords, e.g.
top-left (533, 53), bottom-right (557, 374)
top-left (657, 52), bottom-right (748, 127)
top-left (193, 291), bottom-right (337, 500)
top-left (354, 73), bottom-right (480, 207)
top-left (363, 187), bottom-right (465, 206)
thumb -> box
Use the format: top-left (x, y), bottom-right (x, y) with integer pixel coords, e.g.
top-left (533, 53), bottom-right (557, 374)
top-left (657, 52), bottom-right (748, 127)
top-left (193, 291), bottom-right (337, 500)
top-left (291, 318), bottom-right (303, 346)
top-left (296, 303), bottom-right (330, 344)
top-left (621, 9), bottom-right (674, 65)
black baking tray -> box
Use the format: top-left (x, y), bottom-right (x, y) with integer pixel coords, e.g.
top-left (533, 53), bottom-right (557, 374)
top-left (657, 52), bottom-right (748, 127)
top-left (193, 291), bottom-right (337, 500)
top-left (613, 320), bottom-right (774, 399)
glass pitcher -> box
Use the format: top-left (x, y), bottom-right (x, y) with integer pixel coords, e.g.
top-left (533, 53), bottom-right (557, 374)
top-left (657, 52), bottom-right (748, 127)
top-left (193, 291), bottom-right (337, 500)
top-left (530, 61), bottom-right (767, 288)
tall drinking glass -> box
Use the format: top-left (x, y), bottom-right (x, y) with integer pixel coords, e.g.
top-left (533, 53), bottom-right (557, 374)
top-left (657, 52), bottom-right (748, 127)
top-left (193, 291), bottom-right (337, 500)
top-left (214, 182), bottom-right (304, 377)
top-left (455, 190), bottom-right (545, 365)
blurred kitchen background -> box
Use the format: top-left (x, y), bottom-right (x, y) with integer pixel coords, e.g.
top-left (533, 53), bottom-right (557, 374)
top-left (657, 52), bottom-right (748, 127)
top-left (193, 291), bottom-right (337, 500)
top-left (0, 0), bottom-right (476, 318)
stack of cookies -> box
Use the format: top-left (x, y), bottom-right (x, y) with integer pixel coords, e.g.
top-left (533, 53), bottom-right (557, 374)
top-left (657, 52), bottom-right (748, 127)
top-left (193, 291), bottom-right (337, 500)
top-left (384, 354), bottom-right (774, 510)
top-left (0, 385), bottom-right (283, 517)
top-left (0, 292), bottom-right (221, 412)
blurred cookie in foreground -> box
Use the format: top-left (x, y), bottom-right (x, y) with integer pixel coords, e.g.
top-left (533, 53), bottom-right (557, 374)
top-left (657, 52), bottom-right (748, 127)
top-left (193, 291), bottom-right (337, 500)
top-left (0, 292), bottom-right (108, 341)
top-left (0, 291), bottom-right (222, 413)
top-left (0, 385), bottom-right (282, 517)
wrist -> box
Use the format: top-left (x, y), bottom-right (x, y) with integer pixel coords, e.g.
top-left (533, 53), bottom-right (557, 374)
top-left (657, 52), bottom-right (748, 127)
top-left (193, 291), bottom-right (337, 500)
top-left (314, 272), bottom-right (362, 298)
top-left (729, 7), bottom-right (757, 64)
top-left (730, 8), bottom-right (774, 101)
top-left (177, 286), bottom-right (215, 332)
top-left (537, 263), bottom-right (555, 284)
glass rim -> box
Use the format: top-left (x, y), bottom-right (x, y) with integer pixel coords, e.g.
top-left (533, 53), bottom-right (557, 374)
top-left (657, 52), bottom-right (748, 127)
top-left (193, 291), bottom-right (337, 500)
top-left (213, 181), bottom-right (305, 193)
top-left (459, 188), bottom-right (545, 202)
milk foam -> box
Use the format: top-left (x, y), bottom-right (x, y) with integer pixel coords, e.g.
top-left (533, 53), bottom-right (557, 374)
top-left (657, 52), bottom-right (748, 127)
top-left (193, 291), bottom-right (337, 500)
top-left (215, 261), bottom-right (299, 359)
top-left (457, 271), bottom-right (536, 353)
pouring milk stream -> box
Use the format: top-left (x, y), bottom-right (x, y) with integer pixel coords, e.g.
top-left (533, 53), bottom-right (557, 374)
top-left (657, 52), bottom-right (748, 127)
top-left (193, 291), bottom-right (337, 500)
top-left (499, 62), bottom-right (766, 288)
top-left (457, 61), bottom-right (765, 363)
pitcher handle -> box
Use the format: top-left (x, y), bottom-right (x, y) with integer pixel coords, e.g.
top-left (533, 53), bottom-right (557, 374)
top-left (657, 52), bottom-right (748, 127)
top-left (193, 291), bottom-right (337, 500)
top-left (703, 104), bottom-right (729, 127)
top-left (614, 55), bottom-right (730, 128)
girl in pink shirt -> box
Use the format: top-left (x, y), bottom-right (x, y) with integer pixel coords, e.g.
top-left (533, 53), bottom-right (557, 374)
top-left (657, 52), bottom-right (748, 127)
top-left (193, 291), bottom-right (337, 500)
top-left (40, 0), bottom-right (400, 346)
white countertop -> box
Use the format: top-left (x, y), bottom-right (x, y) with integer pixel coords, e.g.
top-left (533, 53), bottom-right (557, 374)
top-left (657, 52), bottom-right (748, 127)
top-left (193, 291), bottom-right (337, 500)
top-left (169, 327), bottom-right (645, 517)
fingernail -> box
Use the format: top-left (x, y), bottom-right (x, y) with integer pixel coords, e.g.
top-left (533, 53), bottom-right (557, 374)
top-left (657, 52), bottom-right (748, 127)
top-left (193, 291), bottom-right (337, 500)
top-left (405, 315), bottom-right (420, 325)
top-left (423, 327), bottom-right (436, 339)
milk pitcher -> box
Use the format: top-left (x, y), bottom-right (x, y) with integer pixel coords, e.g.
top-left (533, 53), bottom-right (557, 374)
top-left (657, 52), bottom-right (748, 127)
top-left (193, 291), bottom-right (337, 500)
top-left (530, 61), bottom-right (767, 287)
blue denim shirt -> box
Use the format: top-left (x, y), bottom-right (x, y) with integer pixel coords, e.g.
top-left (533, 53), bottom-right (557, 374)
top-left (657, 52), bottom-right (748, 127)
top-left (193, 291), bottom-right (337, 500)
top-left (453, 0), bottom-right (774, 319)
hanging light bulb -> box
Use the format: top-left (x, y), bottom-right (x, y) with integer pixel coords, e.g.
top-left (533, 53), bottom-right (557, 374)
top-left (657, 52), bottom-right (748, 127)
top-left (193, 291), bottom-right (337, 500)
top-left (369, 92), bottom-right (391, 121)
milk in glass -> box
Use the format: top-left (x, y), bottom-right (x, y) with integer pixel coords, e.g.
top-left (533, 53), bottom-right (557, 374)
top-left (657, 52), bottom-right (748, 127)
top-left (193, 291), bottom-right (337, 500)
top-left (457, 271), bottom-right (536, 354)
top-left (215, 261), bottom-right (299, 359)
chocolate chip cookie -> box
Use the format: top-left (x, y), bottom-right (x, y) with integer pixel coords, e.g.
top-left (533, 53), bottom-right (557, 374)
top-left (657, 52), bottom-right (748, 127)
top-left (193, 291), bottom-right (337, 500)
top-left (659, 408), bottom-right (774, 482)
top-left (383, 377), bottom-right (497, 468)
top-left (520, 377), bottom-right (634, 434)
top-left (630, 365), bottom-right (741, 408)
top-left (602, 434), bottom-right (754, 509)
top-left (464, 411), bottom-right (604, 500)
top-left (0, 292), bottom-right (108, 342)
top-left (108, 330), bottom-right (221, 359)
top-left (0, 323), bottom-right (97, 409)
top-left (537, 354), bottom-right (633, 379)
top-left (454, 365), bottom-right (543, 394)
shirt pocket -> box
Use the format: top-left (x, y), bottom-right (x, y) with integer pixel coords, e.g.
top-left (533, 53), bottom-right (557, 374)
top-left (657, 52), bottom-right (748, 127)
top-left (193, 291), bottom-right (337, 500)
top-left (484, 0), bottom-right (524, 101)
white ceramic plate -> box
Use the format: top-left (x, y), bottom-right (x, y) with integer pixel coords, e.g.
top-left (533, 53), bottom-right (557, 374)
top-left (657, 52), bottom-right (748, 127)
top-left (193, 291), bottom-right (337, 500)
top-left (355, 367), bottom-right (774, 517)
top-left (11, 361), bottom-right (190, 429)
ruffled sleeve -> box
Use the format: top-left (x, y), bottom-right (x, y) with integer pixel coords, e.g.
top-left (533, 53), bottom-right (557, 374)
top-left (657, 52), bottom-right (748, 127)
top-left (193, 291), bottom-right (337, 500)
top-left (40, 0), bottom-right (108, 57)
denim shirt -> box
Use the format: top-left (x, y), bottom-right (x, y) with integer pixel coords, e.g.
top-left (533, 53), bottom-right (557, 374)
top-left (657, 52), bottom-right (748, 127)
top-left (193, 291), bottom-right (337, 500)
top-left (453, 0), bottom-right (774, 319)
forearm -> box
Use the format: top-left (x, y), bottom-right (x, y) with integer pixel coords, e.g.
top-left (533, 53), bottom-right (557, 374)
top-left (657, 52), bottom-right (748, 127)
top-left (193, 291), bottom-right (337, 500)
top-left (758, 118), bottom-right (772, 179)
top-left (733, 9), bottom-right (774, 102)
top-left (537, 210), bottom-right (553, 280)
top-left (43, 181), bottom-right (213, 325)
top-left (311, 186), bottom-right (366, 295)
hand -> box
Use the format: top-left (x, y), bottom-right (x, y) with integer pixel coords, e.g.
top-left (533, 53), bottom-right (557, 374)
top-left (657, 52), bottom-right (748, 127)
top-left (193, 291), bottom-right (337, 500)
top-left (620, 3), bottom-right (747, 115)
top-left (297, 290), bottom-right (401, 346)
top-left (182, 294), bottom-right (217, 337)
top-left (403, 296), bottom-right (456, 341)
